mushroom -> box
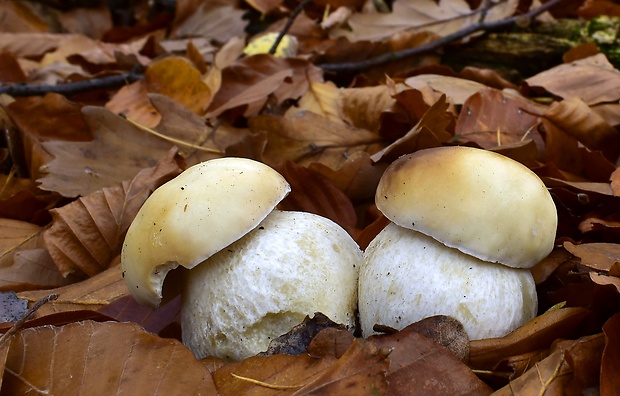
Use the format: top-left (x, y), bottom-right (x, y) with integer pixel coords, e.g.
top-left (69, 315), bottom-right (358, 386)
top-left (359, 146), bottom-right (557, 339)
top-left (121, 157), bottom-right (361, 361)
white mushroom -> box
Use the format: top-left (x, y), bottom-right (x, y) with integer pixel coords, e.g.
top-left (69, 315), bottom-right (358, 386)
top-left (359, 146), bottom-right (557, 339)
top-left (121, 157), bottom-right (361, 361)
top-left (183, 210), bottom-right (361, 361)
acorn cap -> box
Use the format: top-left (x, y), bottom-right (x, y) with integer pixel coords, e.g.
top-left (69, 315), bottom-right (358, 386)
top-left (121, 157), bottom-right (291, 307)
top-left (375, 146), bottom-right (557, 268)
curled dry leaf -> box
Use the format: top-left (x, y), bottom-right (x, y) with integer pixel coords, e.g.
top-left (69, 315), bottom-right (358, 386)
top-left (493, 333), bottom-right (605, 395)
top-left (405, 74), bottom-right (487, 105)
top-left (602, 313), bottom-right (620, 396)
top-left (369, 319), bottom-right (492, 395)
top-left (0, 320), bottom-right (217, 395)
top-left (17, 261), bottom-right (128, 319)
top-left (370, 94), bottom-right (453, 163)
top-left (42, 148), bottom-right (183, 278)
top-left (469, 307), bottom-right (591, 371)
top-left (525, 53), bottom-right (620, 105)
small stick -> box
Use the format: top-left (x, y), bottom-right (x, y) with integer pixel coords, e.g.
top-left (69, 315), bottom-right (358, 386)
top-left (268, 0), bottom-right (313, 55)
top-left (0, 294), bottom-right (59, 346)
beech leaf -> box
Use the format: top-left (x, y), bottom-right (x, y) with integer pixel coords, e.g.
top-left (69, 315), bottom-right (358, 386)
top-left (42, 149), bottom-right (182, 278)
top-left (0, 320), bottom-right (217, 395)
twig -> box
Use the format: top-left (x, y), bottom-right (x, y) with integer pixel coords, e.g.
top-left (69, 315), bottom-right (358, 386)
top-left (268, 0), bottom-right (313, 55)
top-left (0, 294), bottom-right (59, 347)
top-left (0, 69), bottom-right (143, 97)
top-left (318, 0), bottom-right (567, 72)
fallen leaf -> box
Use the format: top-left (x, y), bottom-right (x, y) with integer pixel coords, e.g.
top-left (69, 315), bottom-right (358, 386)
top-left (277, 161), bottom-right (358, 235)
top-left (601, 312), bottom-right (620, 396)
top-left (469, 307), bottom-right (591, 370)
top-left (526, 53), bottom-right (620, 105)
top-left (330, 0), bottom-right (517, 42)
top-left (543, 96), bottom-right (620, 160)
top-left (371, 94), bottom-right (453, 162)
top-left (42, 148), bottom-right (182, 277)
top-left (0, 320), bottom-right (217, 395)
top-left (405, 74), bottom-right (487, 105)
top-left (214, 338), bottom-right (389, 395)
top-left (38, 106), bottom-right (175, 197)
top-left (0, 219), bottom-right (41, 269)
top-left (207, 56), bottom-right (323, 118)
top-left (171, 3), bottom-right (246, 45)
top-left (563, 241), bottom-right (620, 272)
top-left (17, 264), bottom-right (128, 319)
top-left (369, 322), bottom-right (492, 395)
top-left (0, 248), bottom-right (71, 292)
top-left (493, 333), bottom-right (604, 395)
top-left (454, 88), bottom-right (545, 154)
top-left (252, 110), bottom-right (382, 170)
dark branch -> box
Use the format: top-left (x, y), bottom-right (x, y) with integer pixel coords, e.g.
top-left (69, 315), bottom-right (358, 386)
top-left (0, 69), bottom-right (143, 97)
top-left (318, 0), bottom-right (567, 72)
top-left (269, 0), bottom-right (313, 55)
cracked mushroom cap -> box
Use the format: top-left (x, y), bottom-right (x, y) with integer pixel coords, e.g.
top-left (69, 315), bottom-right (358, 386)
top-left (121, 157), bottom-right (291, 307)
top-left (375, 146), bottom-right (557, 268)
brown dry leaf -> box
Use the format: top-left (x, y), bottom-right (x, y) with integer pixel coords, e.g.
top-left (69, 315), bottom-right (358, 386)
top-left (493, 333), bottom-right (605, 395)
top-left (0, 33), bottom-right (77, 58)
top-left (17, 264), bottom-right (128, 318)
top-left (0, 320), bottom-right (217, 395)
top-left (369, 321), bottom-right (492, 395)
top-left (207, 56), bottom-right (323, 118)
top-left (43, 148), bottom-right (182, 278)
top-left (0, 219), bottom-right (41, 269)
top-left (171, 3), bottom-right (246, 45)
top-left (589, 273), bottom-right (620, 293)
top-left (38, 106), bottom-right (175, 197)
top-left (563, 241), bottom-right (620, 273)
top-left (214, 338), bottom-right (388, 395)
top-left (0, 2), bottom-right (48, 33)
top-left (370, 94), bottom-right (453, 163)
top-left (277, 162), bottom-right (358, 235)
top-left (405, 74), bottom-right (487, 105)
top-left (454, 88), bottom-right (545, 154)
top-left (611, 167), bottom-right (620, 196)
top-left (602, 313), bottom-right (620, 395)
top-left (55, 5), bottom-right (112, 39)
top-left (339, 85), bottom-right (398, 133)
top-left (543, 97), bottom-right (620, 160)
top-left (330, 0), bottom-right (517, 42)
top-left (106, 57), bottom-right (212, 127)
top-left (294, 81), bottom-right (344, 123)
top-left (98, 295), bottom-right (181, 336)
top-left (309, 151), bottom-right (386, 201)
top-left (469, 307), bottom-right (591, 370)
top-left (252, 110), bottom-right (382, 170)
top-left (526, 53), bottom-right (620, 105)
top-left (0, 248), bottom-right (71, 292)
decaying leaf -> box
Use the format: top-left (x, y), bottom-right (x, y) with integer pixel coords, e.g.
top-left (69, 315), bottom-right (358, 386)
top-left (42, 149), bottom-right (182, 278)
top-left (38, 107), bottom-right (176, 197)
top-left (0, 320), bottom-right (217, 395)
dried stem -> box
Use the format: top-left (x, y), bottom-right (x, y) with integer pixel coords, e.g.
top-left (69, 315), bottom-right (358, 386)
top-left (0, 294), bottom-right (59, 346)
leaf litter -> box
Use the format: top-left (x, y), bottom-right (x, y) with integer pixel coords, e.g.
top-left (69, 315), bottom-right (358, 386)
top-left (0, 0), bottom-right (619, 394)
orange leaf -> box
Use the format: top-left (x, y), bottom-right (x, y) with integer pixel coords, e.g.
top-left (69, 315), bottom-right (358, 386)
top-left (0, 320), bottom-right (217, 395)
top-left (43, 148), bottom-right (182, 277)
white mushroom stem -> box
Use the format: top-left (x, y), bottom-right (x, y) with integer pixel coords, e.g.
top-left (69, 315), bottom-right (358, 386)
top-left (182, 210), bottom-right (362, 361)
top-left (359, 223), bottom-right (538, 340)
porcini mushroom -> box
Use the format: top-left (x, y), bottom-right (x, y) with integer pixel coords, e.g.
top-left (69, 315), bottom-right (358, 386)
top-left (121, 157), bottom-right (361, 361)
top-left (359, 146), bottom-right (557, 339)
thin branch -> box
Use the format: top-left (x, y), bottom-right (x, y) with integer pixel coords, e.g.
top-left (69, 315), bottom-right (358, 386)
top-left (0, 69), bottom-right (143, 97)
top-left (0, 294), bottom-right (58, 346)
top-left (268, 0), bottom-right (313, 55)
top-left (319, 0), bottom-right (567, 72)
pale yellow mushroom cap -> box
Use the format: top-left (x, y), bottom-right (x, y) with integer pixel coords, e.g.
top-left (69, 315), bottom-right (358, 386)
top-left (121, 158), bottom-right (291, 307)
top-left (375, 146), bottom-right (557, 268)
